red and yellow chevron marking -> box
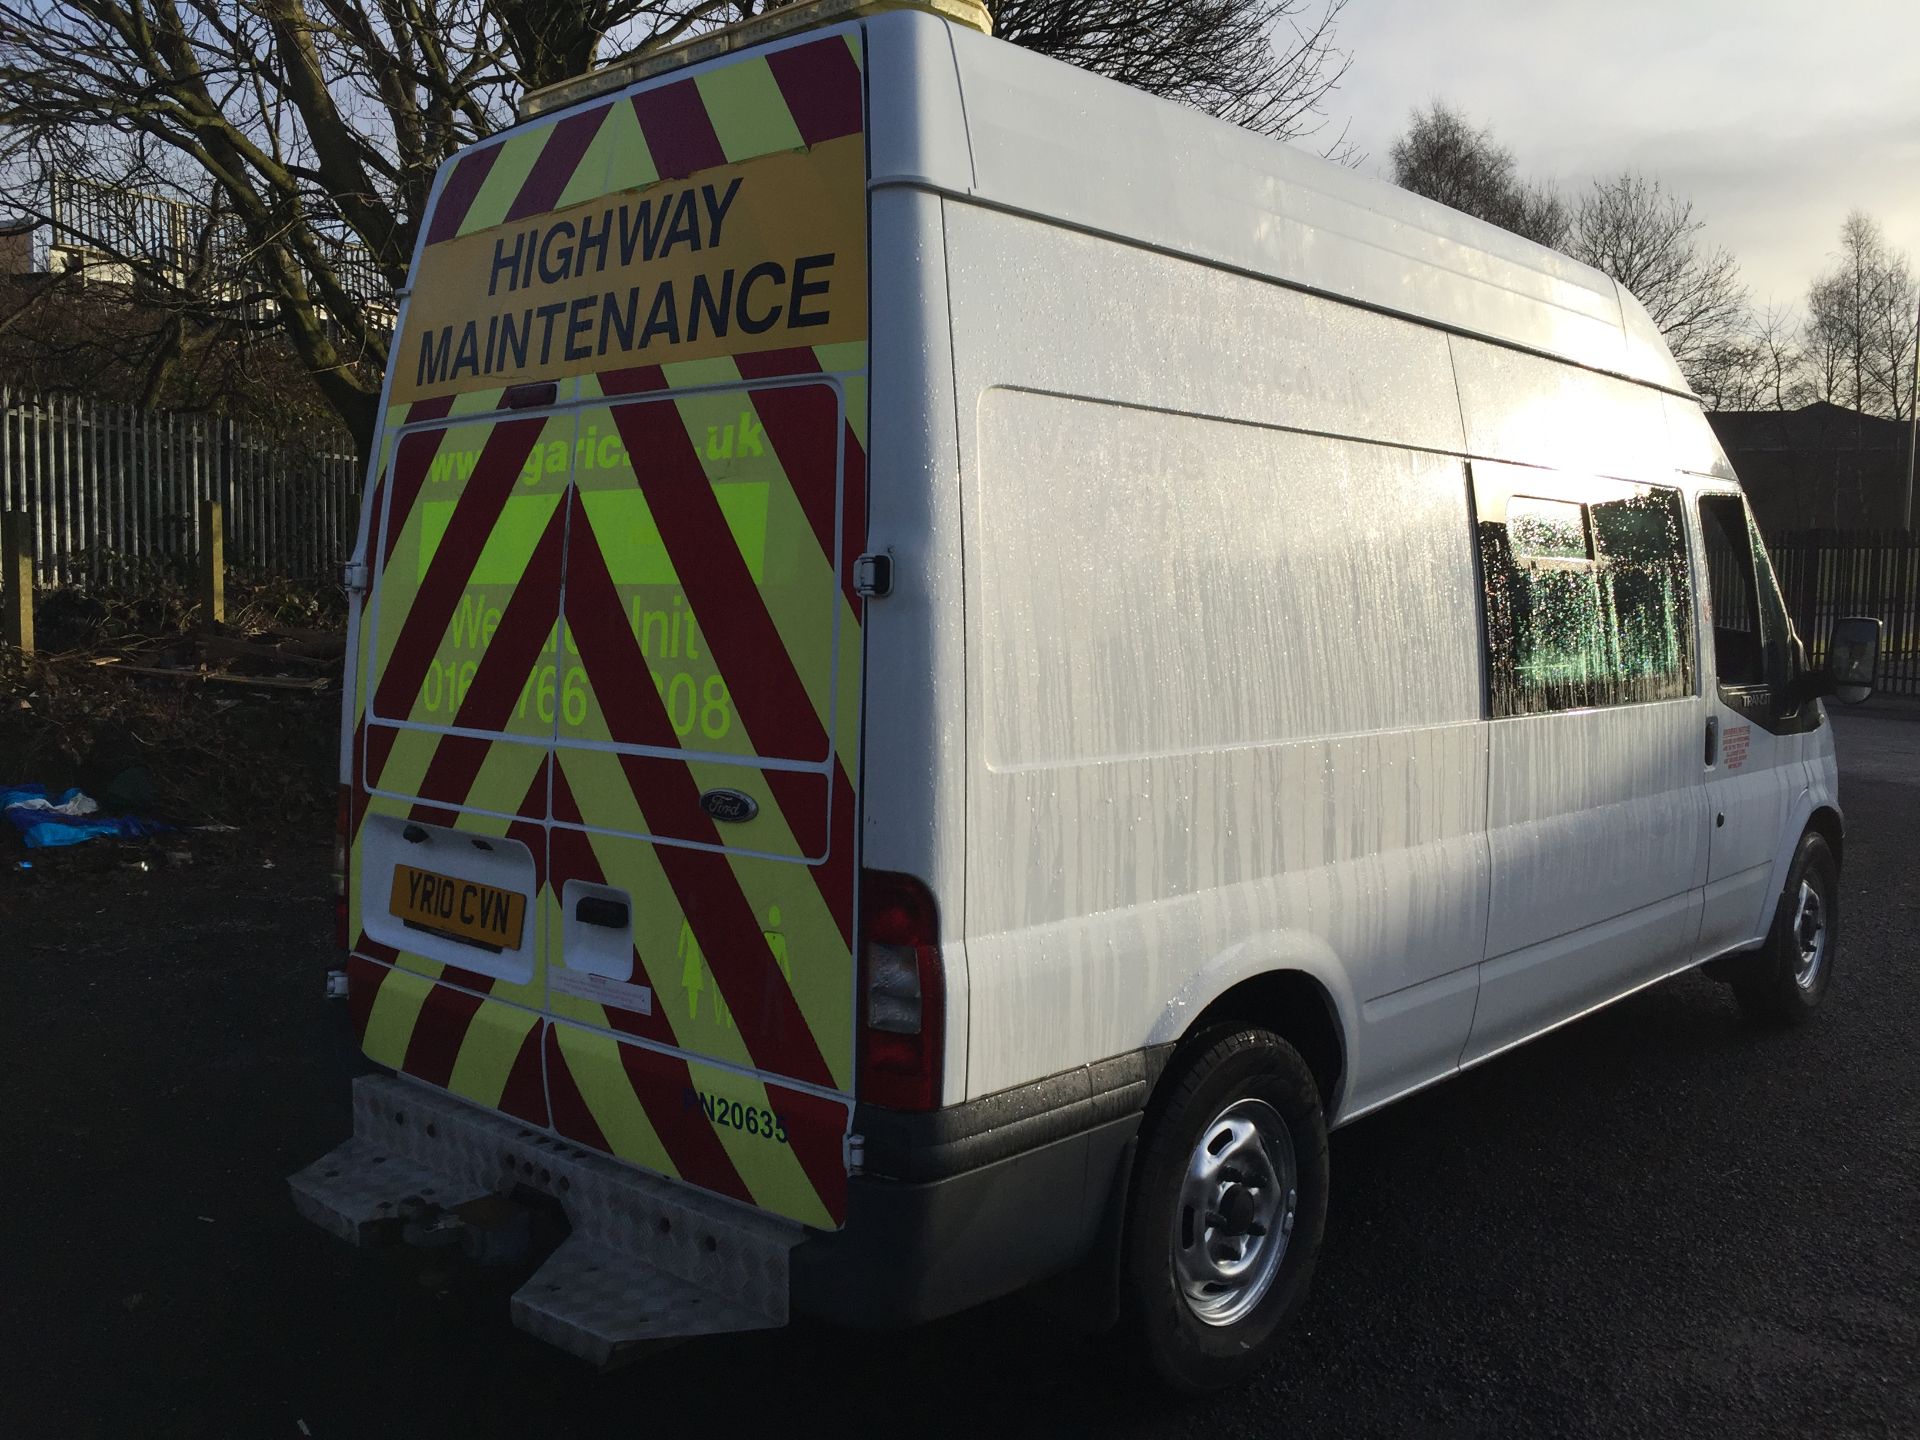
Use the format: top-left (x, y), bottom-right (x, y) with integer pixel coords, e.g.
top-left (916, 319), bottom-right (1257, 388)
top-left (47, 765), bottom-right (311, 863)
top-left (546, 1023), bottom-right (848, 1230)
top-left (423, 32), bottom-right (862, 248)
top-left (365, 410), bottom-right (572, 744)
top-left (545, 378), bottom-right (859, 1087)
top-left (339, 27), bottom-right (866, 1228)
top-left (533, 799), bottom-right (849, 1225)
top-left (348, 955), bottom-right (548, 1125)
top-left (560, 380), bottom-right (853, 769)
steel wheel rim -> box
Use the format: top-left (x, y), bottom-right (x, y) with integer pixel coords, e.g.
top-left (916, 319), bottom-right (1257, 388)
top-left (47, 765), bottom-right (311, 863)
top-left (1174, 1097), bottom-right (1297, 1327)
top-left (1793, 880), bottom-right (1827, 991)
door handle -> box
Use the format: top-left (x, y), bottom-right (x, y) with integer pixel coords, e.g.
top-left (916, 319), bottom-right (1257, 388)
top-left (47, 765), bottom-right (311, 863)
top-left (1704, 716), bottom-right (1719, 767)
top-left (575, 896), bottom-right (630, 929)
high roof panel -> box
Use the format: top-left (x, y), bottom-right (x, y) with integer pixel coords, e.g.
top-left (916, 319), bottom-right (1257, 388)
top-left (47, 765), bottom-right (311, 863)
top-left (892, 13), bottom-right (1689, 395)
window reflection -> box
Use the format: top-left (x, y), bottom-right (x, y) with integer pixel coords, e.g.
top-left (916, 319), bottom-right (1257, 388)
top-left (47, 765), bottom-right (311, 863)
top-left (1480, 476), bottom-right (1695, 718)
top-left (1507, 496), bottom-right (1589, 560)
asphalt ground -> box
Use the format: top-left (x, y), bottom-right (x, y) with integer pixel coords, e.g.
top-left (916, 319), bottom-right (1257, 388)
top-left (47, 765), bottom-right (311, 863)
top-left (5, 709), bottom-right (1917, 1439)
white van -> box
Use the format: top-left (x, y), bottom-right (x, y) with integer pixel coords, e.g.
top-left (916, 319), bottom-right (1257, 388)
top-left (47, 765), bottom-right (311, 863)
top-left (293, 0), bottom-right (1883, 1390)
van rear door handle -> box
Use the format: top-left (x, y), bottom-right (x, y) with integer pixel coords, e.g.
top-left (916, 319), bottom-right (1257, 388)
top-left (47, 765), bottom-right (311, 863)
top-left (1704, 716), bottom-right (1719, 767)
top-left (575, 896), bottom-right (630, 929)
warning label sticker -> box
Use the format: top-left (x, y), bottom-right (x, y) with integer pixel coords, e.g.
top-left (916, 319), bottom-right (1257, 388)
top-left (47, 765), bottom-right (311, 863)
top-left (1723, 722), bottom-right (1751, 769)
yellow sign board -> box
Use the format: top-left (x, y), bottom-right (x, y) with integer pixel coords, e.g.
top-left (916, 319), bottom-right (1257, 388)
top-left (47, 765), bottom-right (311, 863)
top-left (394, 135), bottom-right (868, 404)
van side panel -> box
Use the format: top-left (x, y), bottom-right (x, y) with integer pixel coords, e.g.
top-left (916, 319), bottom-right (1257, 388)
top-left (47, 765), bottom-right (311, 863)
top-left (943, 201), bottom-right (1491, 1114)
top-left (859, 182), bottom-right (973, 1103)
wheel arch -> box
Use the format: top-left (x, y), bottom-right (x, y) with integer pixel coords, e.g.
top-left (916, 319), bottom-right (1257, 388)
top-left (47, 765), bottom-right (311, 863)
top-left (1166, 969), bottom-right (1348, 1117)
top-left (1754, 791), bottom-right (1845, 948)
top-left (1805, 803), bottom-right (1844, 869)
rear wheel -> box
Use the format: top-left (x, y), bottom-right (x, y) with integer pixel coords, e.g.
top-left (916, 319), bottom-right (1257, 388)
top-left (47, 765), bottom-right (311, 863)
top-left (1731, 831), bottom-right (1839, 1025)
top-left (1124, 1027), bottom-right (1328, 1393)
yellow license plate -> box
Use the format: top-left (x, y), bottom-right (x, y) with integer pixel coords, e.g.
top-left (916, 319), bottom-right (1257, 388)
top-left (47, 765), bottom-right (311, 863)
top-left (389, 864), bottom-right (527, 952)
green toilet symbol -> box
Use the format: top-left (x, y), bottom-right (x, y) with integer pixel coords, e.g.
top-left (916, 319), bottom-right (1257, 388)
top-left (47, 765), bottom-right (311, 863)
top-left (679, 918), bottom-right (731, 1029)
top-left (678, 906), bottom-right (792, 1028)
top-left (763, 905), bottom-right (790, 983)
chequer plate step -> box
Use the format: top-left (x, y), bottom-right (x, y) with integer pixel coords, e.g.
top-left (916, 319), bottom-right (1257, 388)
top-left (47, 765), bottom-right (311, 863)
top-left (289, 1136), bottom-right (484, 1246)
top-left (510, 1234), bottom-right (783, 1369)
top-left (290, 1073), bottom-right (806, 1361)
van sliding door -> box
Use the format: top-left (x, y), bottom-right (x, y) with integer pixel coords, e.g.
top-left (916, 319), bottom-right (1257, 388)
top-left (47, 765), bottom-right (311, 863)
top-left (1466, 463), bottom-right (1708, 1062)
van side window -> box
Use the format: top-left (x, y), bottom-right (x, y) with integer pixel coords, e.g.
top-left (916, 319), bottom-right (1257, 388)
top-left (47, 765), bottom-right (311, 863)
top-left (1698, 493), bottom-right (1797, 702)
top-left (1747, 510), bottom-right (1796, 694)
top-left (1477, 473), bottom-right (1694, 718)
top-left (1697, 495), bottom-right (1765, 687)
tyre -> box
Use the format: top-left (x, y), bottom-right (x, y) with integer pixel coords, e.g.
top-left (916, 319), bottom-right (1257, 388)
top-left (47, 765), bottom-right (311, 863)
top-left (1731, 831), bottom-right (1839, 1026)
top-left (1123, 1027), bottom-right (1329, 1393)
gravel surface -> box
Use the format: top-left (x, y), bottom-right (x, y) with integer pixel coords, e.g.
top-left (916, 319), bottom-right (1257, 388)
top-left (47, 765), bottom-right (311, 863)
top-left (5, 711), bottom-right (1916, 1439)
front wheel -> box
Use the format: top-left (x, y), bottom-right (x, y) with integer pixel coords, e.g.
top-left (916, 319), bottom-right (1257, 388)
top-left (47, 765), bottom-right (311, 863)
top-left (1732, 831), bottom-right (1839, 1025)
top-left (1123, 1027), bottom-right (1328, 1393)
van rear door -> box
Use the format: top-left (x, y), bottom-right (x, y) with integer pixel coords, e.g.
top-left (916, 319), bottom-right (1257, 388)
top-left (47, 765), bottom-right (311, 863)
top-left (349, 408), bottom-right (573, 1131)
top-left (542, 374), bottom-right (863, 1231)
top-left (349, 27), bottom-right (870, 1228)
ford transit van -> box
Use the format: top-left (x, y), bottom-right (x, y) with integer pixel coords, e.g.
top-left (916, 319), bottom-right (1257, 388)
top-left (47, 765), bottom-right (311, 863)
top-left (293, 0), bottom-right (1882, 1390)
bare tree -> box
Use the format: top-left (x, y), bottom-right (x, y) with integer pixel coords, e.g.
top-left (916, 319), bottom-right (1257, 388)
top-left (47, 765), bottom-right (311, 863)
top-left (1805, 210), bottom-right (1918, 422)
top-left (1564, 173), bottom-right (1747, 392)
top-left (0, 265), bottom-right (347, 436)
top-left (1387, 101), bottom-right (1568, 248)
top-left (0, 0), bottom-right (1356, 462)
top-left (1804, 281), bottom-right (1848, 411)
top-left (1689, 303), bottom-right (1813, 413)
top-left (989, 0), bottom-right (1352, 145)
top-left (1389, 115), bottom-right (1777, 405)
top-left (1746, 303), bottom-right (1815, 412)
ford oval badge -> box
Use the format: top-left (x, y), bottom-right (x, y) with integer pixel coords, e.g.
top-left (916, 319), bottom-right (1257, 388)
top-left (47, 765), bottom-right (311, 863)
top-left (700, 788), bottom-right (759, 823)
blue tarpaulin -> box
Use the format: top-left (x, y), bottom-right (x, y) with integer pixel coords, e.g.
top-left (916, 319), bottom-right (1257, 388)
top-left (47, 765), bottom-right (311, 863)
top-left (1, 785), bottom-right (170, 849)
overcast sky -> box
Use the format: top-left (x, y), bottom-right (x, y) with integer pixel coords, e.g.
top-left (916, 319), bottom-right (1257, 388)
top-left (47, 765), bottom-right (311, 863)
top-left (1325, 0), bottom-right (1920, 309)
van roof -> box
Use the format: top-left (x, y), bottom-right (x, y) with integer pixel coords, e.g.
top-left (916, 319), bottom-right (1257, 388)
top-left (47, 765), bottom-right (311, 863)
top-left (511, 4), bottom-right (1688, 399)
top-left (917, 20), bottom-right (1688, 396)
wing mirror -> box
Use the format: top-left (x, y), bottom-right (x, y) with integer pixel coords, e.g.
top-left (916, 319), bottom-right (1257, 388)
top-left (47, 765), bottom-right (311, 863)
top-left (1822, 615), bottom-right (1881, 705)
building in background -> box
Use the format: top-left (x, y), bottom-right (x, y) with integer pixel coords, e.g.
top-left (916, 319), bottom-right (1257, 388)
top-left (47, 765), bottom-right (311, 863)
top-left (1710, 402), bottom-right (1912, 532)
top-left (0, 220), bottom-right (32, 279)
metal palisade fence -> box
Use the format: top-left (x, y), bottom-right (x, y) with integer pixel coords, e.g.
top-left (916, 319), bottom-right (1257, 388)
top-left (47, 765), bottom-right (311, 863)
top-left (1770, 529), bottom-right (1920, 698)
top-left (0, 388), bottom-right (360, 588)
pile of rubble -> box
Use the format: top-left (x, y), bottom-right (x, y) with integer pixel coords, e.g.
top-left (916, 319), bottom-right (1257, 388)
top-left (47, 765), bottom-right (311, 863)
top-left (1, 575), bottom-right (346, 853)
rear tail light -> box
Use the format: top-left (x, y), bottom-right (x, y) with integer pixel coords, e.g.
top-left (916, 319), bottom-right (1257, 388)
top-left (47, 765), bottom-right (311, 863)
top-left (857, 869), bottom-right (944, 1112)
top-left (334, 784), bottom-right (351, 954)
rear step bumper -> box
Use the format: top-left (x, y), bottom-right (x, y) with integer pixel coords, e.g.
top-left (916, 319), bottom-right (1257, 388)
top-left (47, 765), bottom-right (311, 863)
top-left (289, 1074), bottom-right (803, 1367)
